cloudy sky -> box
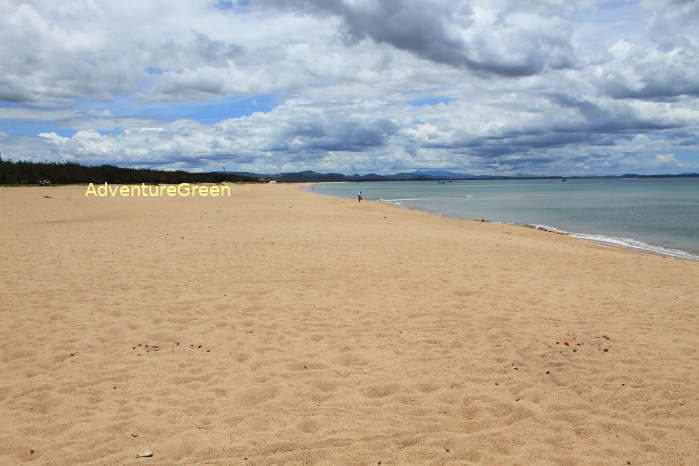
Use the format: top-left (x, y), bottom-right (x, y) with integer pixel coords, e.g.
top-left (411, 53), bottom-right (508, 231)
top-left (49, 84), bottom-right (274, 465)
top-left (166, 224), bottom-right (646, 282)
top-left (1, 0), bottom-right (699, 175)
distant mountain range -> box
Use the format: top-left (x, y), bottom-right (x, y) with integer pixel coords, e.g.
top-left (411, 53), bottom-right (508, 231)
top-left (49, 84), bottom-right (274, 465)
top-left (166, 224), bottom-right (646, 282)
top-left (2, 159), bottom-right (697, 185)
top-left (234, 169), bottom-right (699, 183)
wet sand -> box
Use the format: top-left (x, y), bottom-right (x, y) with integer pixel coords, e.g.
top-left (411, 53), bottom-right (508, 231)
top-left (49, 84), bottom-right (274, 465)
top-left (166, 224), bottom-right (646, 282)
top-left (1, 183), bottom-right (698, 465)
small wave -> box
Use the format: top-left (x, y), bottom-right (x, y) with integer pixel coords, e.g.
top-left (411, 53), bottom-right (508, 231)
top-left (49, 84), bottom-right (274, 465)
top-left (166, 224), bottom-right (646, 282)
top-left (379, 196), bottom-right (474, 202)
top-left (532, 224), bottom-right (570, 234)
top-left (569, 233), bottom-right (698, 260)
top-left (379, 198), bottom-right (421, 202)
top-left (530, 224), bottom-right (697, 260)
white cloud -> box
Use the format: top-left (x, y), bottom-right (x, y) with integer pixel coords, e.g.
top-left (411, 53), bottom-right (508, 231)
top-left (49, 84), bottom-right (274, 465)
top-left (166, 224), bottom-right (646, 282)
top-left (1, 0), bottom-right (699, 174)
top-left (650, 152), bottom-right (689, 171)
top-left (25, 88), bottom-right (699, 175)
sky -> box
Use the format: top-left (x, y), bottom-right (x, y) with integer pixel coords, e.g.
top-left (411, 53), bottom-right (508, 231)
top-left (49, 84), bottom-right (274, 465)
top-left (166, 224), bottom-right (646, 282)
top-left (1, 0), bottom-right (699, 176)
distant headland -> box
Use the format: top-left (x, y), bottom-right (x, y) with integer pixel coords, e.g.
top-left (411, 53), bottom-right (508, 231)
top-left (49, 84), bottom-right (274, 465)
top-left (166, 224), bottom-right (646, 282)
top-left (1, 160), bottom-right (697, 185)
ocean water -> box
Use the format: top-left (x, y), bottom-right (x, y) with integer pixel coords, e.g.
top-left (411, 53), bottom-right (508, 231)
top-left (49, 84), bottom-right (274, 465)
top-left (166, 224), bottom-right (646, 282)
top-left (310, 178), bottom-right (699, 260)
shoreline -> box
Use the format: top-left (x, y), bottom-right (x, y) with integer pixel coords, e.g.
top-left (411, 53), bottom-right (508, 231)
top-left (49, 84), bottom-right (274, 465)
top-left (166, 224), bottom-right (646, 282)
top-left (304, 182), bottom-right (699, 261)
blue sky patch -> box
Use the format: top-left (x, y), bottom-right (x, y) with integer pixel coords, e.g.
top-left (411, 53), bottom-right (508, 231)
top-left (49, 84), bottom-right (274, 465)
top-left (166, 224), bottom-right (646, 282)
top-left (408, 96), bottom-right (456, 107)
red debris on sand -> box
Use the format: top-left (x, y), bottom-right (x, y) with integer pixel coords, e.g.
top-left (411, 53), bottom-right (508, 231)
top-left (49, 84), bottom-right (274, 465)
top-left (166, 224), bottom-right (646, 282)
top-left (563, 341), bottom-right (570, 346)
top-left (603, 335), bottom-right (611, 340)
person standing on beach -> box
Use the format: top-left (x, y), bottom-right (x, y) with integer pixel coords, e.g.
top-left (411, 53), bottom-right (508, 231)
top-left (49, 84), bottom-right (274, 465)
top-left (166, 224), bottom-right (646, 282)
top-left (357, 191), bottom-right (363, 202)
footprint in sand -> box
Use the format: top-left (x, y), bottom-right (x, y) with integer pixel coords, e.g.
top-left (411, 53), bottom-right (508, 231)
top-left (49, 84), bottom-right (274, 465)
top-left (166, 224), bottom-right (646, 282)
top-left (296, 417), bottom-right (323, 434)
top-left (361, 383), bottom-right (402, 398)
top-left (238, 385), bottom-right (281, 406)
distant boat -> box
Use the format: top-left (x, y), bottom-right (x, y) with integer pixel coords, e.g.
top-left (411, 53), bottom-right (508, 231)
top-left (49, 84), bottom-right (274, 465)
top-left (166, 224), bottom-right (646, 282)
top-left (562, 178), bottom-right (567, 182)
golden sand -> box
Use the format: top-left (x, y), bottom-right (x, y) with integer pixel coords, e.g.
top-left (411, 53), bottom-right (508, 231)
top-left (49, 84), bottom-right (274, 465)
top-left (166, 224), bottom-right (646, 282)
top-left (1, 183), bottom-right (698, 465)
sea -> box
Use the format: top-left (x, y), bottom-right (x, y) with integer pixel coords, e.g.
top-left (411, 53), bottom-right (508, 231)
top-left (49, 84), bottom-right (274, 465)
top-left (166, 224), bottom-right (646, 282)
top-left (309, 178), bottom-right (699, 260)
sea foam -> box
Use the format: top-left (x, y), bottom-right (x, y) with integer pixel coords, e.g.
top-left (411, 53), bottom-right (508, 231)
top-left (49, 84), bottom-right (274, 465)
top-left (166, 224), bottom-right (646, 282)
top-left (533, 224), bottom-right (698, 261)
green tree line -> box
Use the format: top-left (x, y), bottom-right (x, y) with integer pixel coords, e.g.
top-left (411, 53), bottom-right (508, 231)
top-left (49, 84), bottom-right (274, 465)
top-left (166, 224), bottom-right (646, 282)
top-left (0, 160), bottom-right (257, 185)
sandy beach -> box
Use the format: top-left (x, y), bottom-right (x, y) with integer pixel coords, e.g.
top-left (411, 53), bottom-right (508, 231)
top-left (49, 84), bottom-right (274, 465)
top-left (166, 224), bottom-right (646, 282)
top-left (1, 183), bottom-right (698, 465)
